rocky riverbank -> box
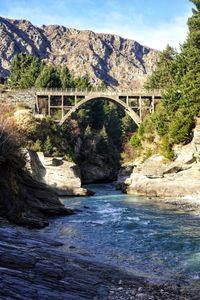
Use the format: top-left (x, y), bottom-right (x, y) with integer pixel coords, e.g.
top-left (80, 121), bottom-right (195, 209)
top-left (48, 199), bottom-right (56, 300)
top-left (26, 150), bottom-right (93, 196)
top-left (0, 218), bottom-right (198, 300)
top-left (0, 162), bottom-right (74, 228)
top-left (120, 124), bottom-right (200, 199)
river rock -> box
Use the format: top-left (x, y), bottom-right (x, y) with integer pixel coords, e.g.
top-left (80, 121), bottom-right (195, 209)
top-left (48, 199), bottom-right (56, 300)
top-left (173, 142), bottom-right (196, 164)
top-left (115, 163), bottom-right (135, 188)
top-left (27, 151), bottom-right (91, 196)
top-left (123, 124), bottom-right (200, 198)
top-left (80, 154), bottom-right (118, 184)
top-left (134, 155), bottom-right (166, 178)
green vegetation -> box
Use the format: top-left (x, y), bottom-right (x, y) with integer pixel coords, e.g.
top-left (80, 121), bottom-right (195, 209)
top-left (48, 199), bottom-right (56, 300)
top-left (9, 53), bottom-right (94, 91)
top-left (9, 53), bottom-right (41, 89)
top-left (144, 45), bottom-right (177, 91)
top-left (131, 0), bottom-right (200, 160)
top-left (35, 65), bottom-right (61, 88)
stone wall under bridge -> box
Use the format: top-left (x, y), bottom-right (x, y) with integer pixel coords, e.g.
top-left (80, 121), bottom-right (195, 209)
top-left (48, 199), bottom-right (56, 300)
top-left (0, 88), bottom-right (36, 109)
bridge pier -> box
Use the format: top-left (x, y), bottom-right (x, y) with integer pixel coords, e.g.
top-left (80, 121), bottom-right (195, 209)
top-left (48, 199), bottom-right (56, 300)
top-left (139, 96), bottom-right (142, 119)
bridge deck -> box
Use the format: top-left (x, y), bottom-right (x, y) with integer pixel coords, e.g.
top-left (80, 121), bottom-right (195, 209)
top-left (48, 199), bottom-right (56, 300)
top-left (36, 89), bottom-right (161, 97)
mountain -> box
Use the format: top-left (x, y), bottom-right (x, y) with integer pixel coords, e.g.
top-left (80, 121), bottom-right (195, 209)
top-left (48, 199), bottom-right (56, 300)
top-left (0, 16), bottom-right (159, 89)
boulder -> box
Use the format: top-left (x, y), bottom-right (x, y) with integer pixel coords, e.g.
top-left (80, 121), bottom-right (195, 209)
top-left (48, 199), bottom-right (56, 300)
top-left (80, 155), bottom-right (118, 184)
top-left (27, 151), bottom-right (90, 196)
top-left (173, 143), bottom-right (196, 164)
top-left (126, 164), bottom-right (200, 197)
top-left (135, 155), bottom-right (166, 178)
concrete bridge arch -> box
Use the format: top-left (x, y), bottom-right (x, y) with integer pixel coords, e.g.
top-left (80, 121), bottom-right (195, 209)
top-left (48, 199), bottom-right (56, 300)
top-left (59, 95), bottom-right (141, 126)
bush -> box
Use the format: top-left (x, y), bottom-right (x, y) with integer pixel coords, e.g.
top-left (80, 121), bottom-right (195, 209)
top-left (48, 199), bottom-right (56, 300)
top-left (141, 148), bottom-right (153, 162)
top-left (31, 139), bottom-right (43, 152)
top-left (43, 136), bottom-right (54, 154)
top-left (160, 136), bottom-right (174, 160)
top-left (130, 134), bottom-right (141, 148)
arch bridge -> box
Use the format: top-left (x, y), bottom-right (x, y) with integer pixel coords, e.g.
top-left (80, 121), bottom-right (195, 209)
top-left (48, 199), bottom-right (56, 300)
top-left (35, 89), bottom-right (161, 126)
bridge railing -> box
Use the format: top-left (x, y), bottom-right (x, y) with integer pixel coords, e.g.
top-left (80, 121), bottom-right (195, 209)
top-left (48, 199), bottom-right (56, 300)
top-left (35, 87), bottom-right (162, 95)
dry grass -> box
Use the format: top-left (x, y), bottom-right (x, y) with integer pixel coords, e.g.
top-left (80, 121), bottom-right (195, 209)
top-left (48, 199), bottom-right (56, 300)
top-left (0, 104), bottom-right (21, 163)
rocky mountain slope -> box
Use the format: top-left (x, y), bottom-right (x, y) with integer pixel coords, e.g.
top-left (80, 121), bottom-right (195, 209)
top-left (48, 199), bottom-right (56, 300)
top-left (0, 16), bottom-right (159, 89)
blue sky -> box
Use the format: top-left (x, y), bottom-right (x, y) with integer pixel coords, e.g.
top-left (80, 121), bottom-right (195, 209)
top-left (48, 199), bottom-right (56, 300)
top-left (0, 0), bottom-right (193, 50)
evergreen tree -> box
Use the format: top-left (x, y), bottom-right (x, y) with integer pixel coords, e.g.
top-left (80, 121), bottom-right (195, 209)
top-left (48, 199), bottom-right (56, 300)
top-left (59, 66), bottom-right (74, 89)
top-left (74, 75), bottom-right (92, 90)
top-left (140, 0), bottom-right (200, 150)
top-left (87, 100), bottom-right (105, 130)
top-left (178, 0), bottom-right (200, 106)
top-left (35, 65), bottom-right (61, 88)
top-left (144, 45), bottom-right (177, 91)
top-left (96, 126), bottom-right (109, 155)
top-left (9, 53), bottom-right (41, 89)
top-left (105, 106), bottom-right (122, 147)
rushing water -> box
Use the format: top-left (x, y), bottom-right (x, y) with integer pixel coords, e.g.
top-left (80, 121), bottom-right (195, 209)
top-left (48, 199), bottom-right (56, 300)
top-left (41, 184), bottom-right (200, 284)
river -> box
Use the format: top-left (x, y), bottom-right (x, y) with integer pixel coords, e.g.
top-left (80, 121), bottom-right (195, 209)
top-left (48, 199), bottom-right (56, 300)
top-left (41, 184), bottom-right (200, 286)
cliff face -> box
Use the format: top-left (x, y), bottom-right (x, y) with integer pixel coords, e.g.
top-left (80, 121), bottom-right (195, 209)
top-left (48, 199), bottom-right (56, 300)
top-left (0, 16), bottom-right (159, 89)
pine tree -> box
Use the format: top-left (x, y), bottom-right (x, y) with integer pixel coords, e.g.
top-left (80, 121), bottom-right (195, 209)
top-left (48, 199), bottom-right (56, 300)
top-left (9, 53), bottom-right (41, 89)
top-left (144, 45), bottom-right (177, 91)
top-left (178, 0), bottom-right (200, 106)
top-left (59, 66), bottom-right (74, 89)
top-left (142, 0), bottom-right (200, 148)
top-left (74, 75), bottom-right (92, 90)
top-left (35, 65), bottom-right (61, 88)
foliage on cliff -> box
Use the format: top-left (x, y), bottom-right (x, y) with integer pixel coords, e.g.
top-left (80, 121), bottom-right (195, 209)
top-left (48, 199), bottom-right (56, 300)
top-left (131, 0), bottom-right (200, 160)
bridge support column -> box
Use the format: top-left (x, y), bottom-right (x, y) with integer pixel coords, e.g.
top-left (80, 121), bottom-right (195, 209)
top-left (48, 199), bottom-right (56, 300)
top-left (61, 95), bottom-right (64, 119)
top-left (48, 95), bottom-right (51, 116)
top-left (139, 96), bottom-right (142, 120)
top-left (35, 94), bottom-right (39, 114)
top-left (152, 96), bottom-right (155, 113)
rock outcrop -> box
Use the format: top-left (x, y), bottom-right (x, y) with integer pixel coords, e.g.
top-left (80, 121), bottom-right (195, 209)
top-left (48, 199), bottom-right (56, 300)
top-left (0, 160), bottom-right (74, 228)
top-left (27, 151), bottom-right (92, 196)
top-left (121, 125), bottom-right (200, 198)
top-left (0, 16), bottom-right (159, 89)
top-left (80, 154), bottom-right (119, 184)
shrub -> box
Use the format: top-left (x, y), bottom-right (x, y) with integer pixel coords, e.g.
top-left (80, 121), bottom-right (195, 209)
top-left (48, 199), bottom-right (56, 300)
top-left (160, 136), bottom-right (174, 160)
top-left (130, 134), bottom-right (141, 148)
top-left (31, 139), bottom-right (43, 152)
